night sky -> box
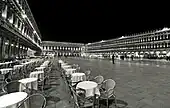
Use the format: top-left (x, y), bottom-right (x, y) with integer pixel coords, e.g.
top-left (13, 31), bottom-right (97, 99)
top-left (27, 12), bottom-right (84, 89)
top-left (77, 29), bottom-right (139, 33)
top-left (27, 1), bottom-right (170, 44)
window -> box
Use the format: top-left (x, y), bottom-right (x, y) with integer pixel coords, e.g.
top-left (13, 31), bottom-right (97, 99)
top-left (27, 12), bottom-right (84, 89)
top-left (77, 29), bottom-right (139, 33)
top-left (3, 38), bottom-right (9, 59)
top-left (0, 37), bottom-right (2, 60)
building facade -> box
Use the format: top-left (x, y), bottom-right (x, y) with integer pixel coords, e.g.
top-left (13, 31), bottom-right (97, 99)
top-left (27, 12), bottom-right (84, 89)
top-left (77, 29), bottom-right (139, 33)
top-left (42, 41), bottom-right (85, 57)
top-left (85, 28), bottom-right (170, 60)
top-left (0, 0), bottom-right (42, 61)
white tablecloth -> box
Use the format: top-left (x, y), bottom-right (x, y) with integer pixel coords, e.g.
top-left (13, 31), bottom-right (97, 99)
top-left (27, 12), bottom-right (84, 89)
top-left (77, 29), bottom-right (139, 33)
top-left (71, 73), bottom-right (86, 82)
top-left (13, 65), bottom-right (23, 74)
top-left (76, 81), bottom-right (100, 97)
top-left (13, 65), bottom-right (24, 69)
top-left (19, 78), bottom-right (38, 91)
top-left (35, 67), bottom-right (45, 71)
top-left (61, 65), bottom-right (71, 69)
top-left (58, 60), bottom-right (64, 64)
top-left (0, 92), bottom-right (28, 108)
top-left (30, 71), bottom-right (44, 80)
top-left (64, 68), bottom-right (77, 76)
top-left (0, 68), bottom-right (13, 74)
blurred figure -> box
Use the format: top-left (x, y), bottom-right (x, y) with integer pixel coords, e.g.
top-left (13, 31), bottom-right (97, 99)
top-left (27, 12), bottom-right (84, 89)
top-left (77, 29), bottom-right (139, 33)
top-left (112, 54), bottom-right (115, 64)
top-left (131, 55), bottom-right (134, 61)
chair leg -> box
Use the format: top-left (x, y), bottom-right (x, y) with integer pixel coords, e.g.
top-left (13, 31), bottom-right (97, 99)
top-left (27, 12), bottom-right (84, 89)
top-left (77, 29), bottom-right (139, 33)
top-left (114, 97), bottom-right (117, 108)
top-left (107, 99), bottom-right (109, 108)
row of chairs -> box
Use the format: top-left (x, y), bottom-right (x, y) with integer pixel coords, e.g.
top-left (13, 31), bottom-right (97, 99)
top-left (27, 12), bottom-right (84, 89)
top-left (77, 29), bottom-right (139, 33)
top-left (59, 60), bottom-right (117, 108)
top-left (0, 80), bottom-right (46, 108)
top-left (0, 58), bottom-right (55, 107)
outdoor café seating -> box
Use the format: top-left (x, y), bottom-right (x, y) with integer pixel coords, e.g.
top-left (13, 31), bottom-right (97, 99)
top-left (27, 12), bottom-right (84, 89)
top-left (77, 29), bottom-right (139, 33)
top-left (69, 84), bottom-right (95, 108)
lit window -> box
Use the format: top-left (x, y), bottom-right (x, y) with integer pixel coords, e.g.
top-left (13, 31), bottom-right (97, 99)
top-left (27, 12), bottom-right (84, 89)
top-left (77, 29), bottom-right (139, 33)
top-left (2, 5), bottom-right (7, 19)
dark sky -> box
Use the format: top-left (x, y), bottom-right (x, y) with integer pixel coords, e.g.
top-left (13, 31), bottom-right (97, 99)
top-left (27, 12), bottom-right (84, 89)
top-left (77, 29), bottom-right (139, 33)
top-left (27, 1), bottom-right (170, 44)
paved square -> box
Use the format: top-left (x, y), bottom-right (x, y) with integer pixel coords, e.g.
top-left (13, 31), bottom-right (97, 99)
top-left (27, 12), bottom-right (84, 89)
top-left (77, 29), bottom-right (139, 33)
top-left (64, 57), bottom-right (170, 108)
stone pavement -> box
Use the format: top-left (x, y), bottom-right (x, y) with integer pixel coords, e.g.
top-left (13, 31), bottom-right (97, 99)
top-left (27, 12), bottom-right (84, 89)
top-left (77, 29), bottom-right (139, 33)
top-left (45, 58), bottom-right (73, 108)
top-left (64, 57), bottom-right (170, 108)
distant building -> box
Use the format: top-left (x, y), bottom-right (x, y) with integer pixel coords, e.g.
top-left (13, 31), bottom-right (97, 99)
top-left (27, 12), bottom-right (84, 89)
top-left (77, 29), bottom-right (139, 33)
top-left (42, 41), bottom-right (85, 57)
top-left (0, 0), bottom-right (42, 61)
top-left (85, 28), bottom-right (170, 60)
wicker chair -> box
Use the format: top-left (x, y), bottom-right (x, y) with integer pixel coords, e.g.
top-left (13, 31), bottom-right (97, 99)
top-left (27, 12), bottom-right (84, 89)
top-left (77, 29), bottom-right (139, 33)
top-left (17, 93), bottom-right (46, 108)
top-left (84, 70), bottom-right (91, 81)
top-left (2, 80), bottom-right (30, 94)
top-left (99, 79), bottom-right (117, 108)
top-left (93, 75), bottom-right (104, 89)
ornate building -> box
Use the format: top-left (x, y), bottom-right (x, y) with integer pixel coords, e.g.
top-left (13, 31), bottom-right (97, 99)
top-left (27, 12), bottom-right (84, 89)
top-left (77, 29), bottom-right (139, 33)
top-left (85, 28), bottom-right (170, 59)
top-left (0, 0), bottom-right (42, 61)
top-left (42, 41), bottom-right (84, 57)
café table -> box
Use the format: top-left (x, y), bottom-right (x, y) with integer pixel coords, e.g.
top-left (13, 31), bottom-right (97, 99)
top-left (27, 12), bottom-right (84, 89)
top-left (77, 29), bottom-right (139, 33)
top-left (0, 68), bottom-right (13, 75)
top-left (64, 68), bottom-right (77, 76)
top-left (35, 67), bottom-right (45, 72)
top-left (18, 78), bottom-right (38, 92)
top-left (0, 92), bottom-right (28, 108)
top-left (30, 71), bottom-right (44, 80)
top-left (76, 81), bottom-right (100, 97)
top-left (71, 73), bottom-right (86, 83)
top-left (61, 65), bottom-right (71, 69)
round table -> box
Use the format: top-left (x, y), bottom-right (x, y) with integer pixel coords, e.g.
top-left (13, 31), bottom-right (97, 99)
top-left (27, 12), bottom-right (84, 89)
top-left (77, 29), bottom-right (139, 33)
top-left (19, 78), bottom-right (38, 91)
top-left (71, 73), bottom-right (86, 82)
top-left (30, 71), bottom-right (44, 80)
top-left (76, 81), bottom-right (100, 97)
top-left (0, 68), bottom-right (13, 74)
top-left (65, 68), bottom-right (77, 76)
top-left (0, 92), bottom-right (28, 108)
top-left (62, 65), bottom-right (71, 69)
top-left (35, 67), bottom-right (45, 71)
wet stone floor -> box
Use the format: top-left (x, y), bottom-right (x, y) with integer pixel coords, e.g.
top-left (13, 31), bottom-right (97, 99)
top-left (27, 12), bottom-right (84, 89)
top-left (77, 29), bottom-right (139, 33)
top-left (64, 57), bottom-right (170, 108)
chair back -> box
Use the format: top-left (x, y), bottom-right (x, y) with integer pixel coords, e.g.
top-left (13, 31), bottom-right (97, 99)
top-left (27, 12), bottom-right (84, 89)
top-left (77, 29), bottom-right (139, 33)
top-left (69, 85), bottom-right (80, 108)
top-left (17, 93), bottom-right (46, 108)
top-left (84, 70), bottom-right (91, 80)
top-left (107, 88), bottom-right (114, 98)
top-left (85, 70), bottom-right (91, 75)
top-left (102, 79), bottom-right (116, 91)
top-left (2, 81), bottom-right (27, 93)
top-left (5, 78), bottom-right (12, 84)
top-left (93, 75), bottom-right (104, 85)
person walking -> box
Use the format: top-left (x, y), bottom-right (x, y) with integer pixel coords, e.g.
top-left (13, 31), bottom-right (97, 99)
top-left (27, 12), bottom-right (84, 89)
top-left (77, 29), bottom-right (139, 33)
top-left (112, 54), bottom-right (115, 64)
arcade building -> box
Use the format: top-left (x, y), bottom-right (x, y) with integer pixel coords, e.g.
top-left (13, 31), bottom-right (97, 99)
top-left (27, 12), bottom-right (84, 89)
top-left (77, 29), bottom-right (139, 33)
top-left (42, 41), bottom-right (85, 57)
top-left (85, 28), bottom-right (170, 60)
top-left (0, 0), bottom-right (42, 61)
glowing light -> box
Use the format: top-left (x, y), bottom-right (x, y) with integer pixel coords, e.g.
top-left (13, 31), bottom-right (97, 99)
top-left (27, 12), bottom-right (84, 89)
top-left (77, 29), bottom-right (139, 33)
top-left (5, 42), bottom-right (8, 45)
top-left (22, 14), bottom-right (27, 18)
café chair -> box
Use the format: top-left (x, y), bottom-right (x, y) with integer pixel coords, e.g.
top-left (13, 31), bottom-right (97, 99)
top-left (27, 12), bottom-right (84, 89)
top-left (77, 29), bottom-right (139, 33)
top-left (2, 80), bottom-right (30, 94)
top-left (17, 93), bottom-right (46, 108)
top-left (99, 79), bottom-right (117, 108)
top-left (93, 75), bottom-right (104, 89)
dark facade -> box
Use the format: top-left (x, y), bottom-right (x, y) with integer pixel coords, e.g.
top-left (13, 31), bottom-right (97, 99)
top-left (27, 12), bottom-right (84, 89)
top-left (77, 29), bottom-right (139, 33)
top-left (85, 28), bottom-right (170, 59)
top-left (42, 41), bottom-right (85, 57)
top-left (0, 0), bottom-right (42, 61)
